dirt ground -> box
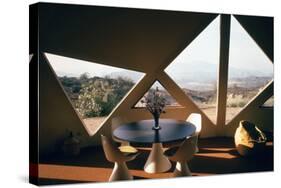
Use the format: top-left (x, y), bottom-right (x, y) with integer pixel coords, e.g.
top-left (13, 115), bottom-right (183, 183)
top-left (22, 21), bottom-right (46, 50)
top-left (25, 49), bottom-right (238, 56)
top-left (202, 106), bottom-right (242, 124)
top-left (83, 117), bottom-right (107, 133)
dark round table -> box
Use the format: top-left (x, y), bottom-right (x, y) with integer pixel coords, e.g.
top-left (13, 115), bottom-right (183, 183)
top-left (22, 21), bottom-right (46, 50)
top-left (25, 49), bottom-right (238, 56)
top-left (113, 119), bottom-right (196, 173)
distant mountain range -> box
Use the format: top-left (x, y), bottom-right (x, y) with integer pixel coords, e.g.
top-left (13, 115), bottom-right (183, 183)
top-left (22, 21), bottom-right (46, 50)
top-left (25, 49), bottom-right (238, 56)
top-left (56, 61), bottom-right (273, 91)
top-left (55, 70), bottom-right (78, 78)
top-left (109, 61), bottom-right (273, 90)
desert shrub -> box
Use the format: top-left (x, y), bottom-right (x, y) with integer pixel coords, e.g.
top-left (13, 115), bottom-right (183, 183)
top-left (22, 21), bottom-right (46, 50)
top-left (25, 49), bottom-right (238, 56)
top-left (227, 94), bottom-right (249, 108)
top-left (229, 103), bottom-right (238, 107)
top-left (75, 75), bottom-right (134, 118)
top-left (238, 101), bottom-right (247, 107)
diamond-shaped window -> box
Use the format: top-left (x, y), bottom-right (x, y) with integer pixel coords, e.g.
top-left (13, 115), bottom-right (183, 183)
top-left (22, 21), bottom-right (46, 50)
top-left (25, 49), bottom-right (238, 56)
top-left (226, 16), bottom-right (273, 124)
top-left (45, 53), bottom-right (145, 133)
top-left (134, 80), bottom-right (181, 108)
top-left (165, 15), bottom-right (220, 124)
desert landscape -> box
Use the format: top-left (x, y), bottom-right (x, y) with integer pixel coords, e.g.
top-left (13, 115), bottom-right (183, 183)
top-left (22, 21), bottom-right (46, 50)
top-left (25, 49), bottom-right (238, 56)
top-left (58, 73), bottom-right (272, 131)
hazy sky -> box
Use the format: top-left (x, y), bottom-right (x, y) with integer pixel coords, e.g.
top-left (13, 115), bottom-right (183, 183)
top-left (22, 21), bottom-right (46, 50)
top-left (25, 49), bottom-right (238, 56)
top-left (165, 15), bottom-right (273, 74)
top-left (228, 15), bottom-right (273, 72)
top-left (45, 53), bottom-right (142, 78)
top-left (47, 15), bottom-right (273, 78)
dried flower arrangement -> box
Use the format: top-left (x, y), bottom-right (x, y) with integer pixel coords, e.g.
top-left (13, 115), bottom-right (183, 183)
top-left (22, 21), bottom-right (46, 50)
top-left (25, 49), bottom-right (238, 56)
top-left (141, 87), bottom-right (167, 130)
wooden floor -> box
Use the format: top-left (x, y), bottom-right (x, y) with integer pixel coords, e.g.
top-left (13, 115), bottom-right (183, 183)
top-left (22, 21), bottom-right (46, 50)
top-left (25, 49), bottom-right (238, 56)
top-left (30, 137), bottom-right (273, 185)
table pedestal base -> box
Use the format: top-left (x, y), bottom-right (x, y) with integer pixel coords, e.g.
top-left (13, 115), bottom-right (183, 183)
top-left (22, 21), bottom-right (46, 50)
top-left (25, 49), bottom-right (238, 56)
top-left (144, 143), bottom-right (171, 173)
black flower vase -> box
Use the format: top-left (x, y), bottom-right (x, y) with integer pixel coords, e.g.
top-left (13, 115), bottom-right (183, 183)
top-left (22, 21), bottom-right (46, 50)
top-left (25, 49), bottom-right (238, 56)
top-left (152, 115), bottom-right (161, 130)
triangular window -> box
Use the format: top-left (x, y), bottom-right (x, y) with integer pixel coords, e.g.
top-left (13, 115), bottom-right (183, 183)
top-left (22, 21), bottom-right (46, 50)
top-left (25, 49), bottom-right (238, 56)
top-left (45, 53), bottom-right (145, 133)
top-left (226, 16), bottom-right (273, 123)
top-left (165, 16), bottom-right (220, 123)
top-left (134, 80), bottom-right (181, 108)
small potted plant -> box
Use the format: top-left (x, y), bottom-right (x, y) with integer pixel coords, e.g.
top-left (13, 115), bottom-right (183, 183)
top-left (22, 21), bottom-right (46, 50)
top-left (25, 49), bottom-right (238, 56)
top-left (141, 87), bottom-right (166, 130)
